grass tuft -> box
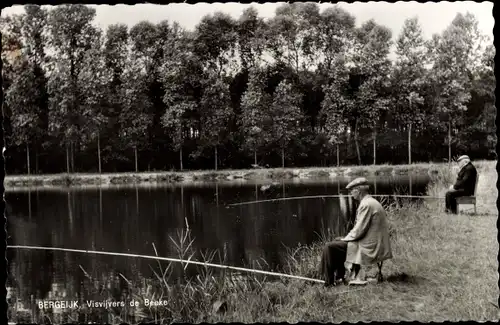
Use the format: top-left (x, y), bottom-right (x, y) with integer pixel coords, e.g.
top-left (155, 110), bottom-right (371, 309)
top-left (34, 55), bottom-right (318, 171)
top-left (9, 161), bottom-right (497, 324)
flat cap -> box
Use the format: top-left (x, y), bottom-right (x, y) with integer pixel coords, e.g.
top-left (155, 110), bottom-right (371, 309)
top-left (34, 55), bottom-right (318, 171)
top-left (457, 155), bottom-right (470, 162)
top-left (346, 177), bottom-right (369, 190)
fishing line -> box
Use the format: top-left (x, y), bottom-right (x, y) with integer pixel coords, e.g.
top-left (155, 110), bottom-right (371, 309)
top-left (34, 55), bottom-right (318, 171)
top-left (226, 194), bottom-right (444, 207)
top-left (7, 245), bottom-right (325, 284)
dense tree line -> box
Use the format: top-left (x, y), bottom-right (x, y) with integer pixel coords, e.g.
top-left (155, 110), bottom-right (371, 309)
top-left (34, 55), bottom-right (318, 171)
top-left (1, 4), bottom-right (495, 174)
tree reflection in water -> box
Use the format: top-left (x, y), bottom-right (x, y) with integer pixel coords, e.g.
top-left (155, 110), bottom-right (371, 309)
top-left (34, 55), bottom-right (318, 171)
top-left (6, 176), bottom-right (429, 322)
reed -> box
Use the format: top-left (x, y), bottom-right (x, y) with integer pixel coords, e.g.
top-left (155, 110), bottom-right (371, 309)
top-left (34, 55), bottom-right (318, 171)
top-left (8, 160), bottom-right (497, 323)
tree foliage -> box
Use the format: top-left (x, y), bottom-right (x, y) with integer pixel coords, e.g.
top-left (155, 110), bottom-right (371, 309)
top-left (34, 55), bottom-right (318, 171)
top-left (236, 7), bottom-right (268, 70)
top-left (271, 79), bottom-right (304, 149)
top-left (46, 5), bottom-right (99, 147)
top-left (2, 5), bottom-right (495, 173)
top-left (240, 68), bottom-right (272, 162)
top-left (393, 17), bottom-right (427, 129)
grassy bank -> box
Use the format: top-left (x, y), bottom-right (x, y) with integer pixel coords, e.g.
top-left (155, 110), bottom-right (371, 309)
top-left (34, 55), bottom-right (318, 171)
top-left (4, 160), bottom-right (494, 188)
top-left (145, 160), bottom-right (498, 323)
top-left (8, 161), bottom-right (498, 323)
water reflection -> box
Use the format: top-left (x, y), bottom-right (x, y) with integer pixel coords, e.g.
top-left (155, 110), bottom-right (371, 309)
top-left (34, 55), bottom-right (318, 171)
top-left (28, 189), bottom-right (32, 220)
top-left (6, 175), bottom-right (429, 317)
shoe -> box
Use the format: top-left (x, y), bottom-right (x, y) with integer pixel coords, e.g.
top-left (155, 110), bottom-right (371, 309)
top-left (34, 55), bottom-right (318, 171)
top-left (348, 269), bottom-right (367, 285)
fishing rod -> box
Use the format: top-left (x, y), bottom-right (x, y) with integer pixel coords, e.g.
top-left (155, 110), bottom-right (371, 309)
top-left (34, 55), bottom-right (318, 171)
top-left (7, 245), bottom-right (325, 284)
top-left (226, 194), bottom-right (445, 207)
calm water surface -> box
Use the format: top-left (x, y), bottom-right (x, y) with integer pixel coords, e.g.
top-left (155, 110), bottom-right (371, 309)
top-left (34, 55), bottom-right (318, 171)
top-left (6, 175), bottom-right (429, 304)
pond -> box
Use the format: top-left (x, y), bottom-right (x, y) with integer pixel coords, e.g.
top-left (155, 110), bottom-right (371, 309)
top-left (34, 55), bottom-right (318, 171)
top-left (6, 175), bottom-right (430, 311)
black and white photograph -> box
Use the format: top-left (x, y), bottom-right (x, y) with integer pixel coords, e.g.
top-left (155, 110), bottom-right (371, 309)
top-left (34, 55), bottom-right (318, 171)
top-left (2, 1), bottom-right (497, 324)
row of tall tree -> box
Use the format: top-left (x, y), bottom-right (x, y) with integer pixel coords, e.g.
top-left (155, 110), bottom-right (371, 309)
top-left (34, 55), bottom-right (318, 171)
top-left (1, 4), bottom-right (495, 174)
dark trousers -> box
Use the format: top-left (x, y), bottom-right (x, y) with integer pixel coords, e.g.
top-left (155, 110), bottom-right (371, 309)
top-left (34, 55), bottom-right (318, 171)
top-left (445, 189), bottom-right (468, 214)
top-left (319, 240), bottom-right (348, 286)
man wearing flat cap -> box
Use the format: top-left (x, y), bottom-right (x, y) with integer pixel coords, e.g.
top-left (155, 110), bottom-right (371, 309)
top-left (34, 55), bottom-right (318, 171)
top-left (445, 155), bottom-right (478, 214)
top-left (319, 177), bottom-right (392, 286)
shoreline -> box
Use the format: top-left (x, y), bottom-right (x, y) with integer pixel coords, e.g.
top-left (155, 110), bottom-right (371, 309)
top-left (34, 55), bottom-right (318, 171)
top-left (3, 161), bottom-right (473, 188)
top-left (6, 160), bottom-right (498, 323)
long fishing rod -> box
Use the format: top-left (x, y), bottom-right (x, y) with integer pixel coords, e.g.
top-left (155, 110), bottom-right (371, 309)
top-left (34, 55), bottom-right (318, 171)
top-left (7, 245), bottom-right (325, 284)
top-left (226, 194), bottom-right (445, 207)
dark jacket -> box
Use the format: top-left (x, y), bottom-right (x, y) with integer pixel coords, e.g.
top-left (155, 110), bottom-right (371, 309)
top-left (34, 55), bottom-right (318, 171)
top-left (453, 162), bottom-right (478, 195)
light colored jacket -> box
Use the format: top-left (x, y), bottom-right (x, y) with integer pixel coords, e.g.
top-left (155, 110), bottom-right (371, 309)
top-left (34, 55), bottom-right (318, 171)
top-left (343, 195), bottom-right (393, 265)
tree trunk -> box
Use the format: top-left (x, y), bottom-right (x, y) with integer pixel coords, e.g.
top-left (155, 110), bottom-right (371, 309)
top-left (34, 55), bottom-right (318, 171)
top-left (373, 129), bottom-right (377, 165)
top-left (214, 146), bottom-right (218, 171)
top-left (35, 145), bottom-right (39, 174)
top-left (408, 98), bottom-right (412, 165)
top-left (70, 141), bottom-right (73, 173)
top-left (254, 148), bottom-right (257, 166)
top-left (66, 143), bottom-right (70, 174)
top-left (281, 147), bottom-right (285, 169)
top-left (26, 142), bottom-right (30, 175)
top-left (97, 132), bottom-right (102, 174)
top-left (179, 147), bottom-right (183, 171)
top-left (408, 122), bottom-right (412, 165)
top-left (134, 146), bottom-right (138, 173)
top-left (69, 55), bottom-right (77, 173)
top-left (448, 120), bottom-right (452, 167)
top-left (354, 120), bottom-right (361, 165)
top-left (336, 143), bottom-right (340, 167)
top-left (70, 141), bottom-right (75, 173)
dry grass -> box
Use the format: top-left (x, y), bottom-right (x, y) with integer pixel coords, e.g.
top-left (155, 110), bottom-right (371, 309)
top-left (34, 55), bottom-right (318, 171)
top-left (198, 160), bottom-right (498, 322)
top-left (9, 161), bottom-right (498, 324)
top-left (135, 161), bottom-right (498, 322)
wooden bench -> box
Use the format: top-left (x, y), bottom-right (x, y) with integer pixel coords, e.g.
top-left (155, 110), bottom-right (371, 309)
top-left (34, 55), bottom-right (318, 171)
top-left (456, 174), bottom-right (479, 214)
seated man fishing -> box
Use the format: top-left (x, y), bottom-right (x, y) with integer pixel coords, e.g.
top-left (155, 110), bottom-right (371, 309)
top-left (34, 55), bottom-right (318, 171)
top-left (445, 155), bottom-right (478, 214)
top-left (319, 177), bottom-right (392, 286)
